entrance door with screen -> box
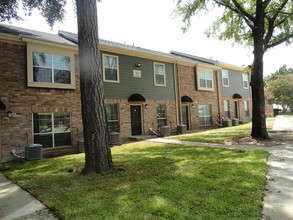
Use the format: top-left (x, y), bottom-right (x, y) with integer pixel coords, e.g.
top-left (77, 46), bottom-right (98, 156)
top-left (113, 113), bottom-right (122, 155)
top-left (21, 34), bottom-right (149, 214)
top-left (130, 105), bottom-right (142, 135)
top-left (182, 105), bottom-right (190, 130)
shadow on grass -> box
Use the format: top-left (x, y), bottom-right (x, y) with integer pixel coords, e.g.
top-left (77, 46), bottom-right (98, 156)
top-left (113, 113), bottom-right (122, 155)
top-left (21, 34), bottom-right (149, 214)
top-left (5, 143), bottom-right (268, 220)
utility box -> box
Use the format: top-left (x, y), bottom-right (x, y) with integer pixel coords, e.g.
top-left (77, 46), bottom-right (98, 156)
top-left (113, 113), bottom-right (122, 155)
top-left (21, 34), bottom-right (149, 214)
top-left (232, 118), bottom-right (239, 126)
top-left (177, 125), bottom-right (187, 134)
top-left (222, 119), bottom-right (232, 127)
top-left (109, 132), bottom-right (120, 145)
top-left (26, 144), bottom-right (43, 161)
top-left (77, 140), bottom-right (84, 153)
top-left (159, 126), bottom-right (170, 137)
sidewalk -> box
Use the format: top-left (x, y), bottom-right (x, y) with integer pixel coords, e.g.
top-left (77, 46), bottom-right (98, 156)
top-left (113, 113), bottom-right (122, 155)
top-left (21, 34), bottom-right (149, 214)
top-left (0, 173), bottom-right (58, 220)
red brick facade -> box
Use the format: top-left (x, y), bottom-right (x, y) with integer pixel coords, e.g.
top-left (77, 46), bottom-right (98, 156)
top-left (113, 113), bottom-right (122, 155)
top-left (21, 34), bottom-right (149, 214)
top-left (0, 41), bottom-right (82, 162)
top-left (177, 64), bottom-right (220, 129)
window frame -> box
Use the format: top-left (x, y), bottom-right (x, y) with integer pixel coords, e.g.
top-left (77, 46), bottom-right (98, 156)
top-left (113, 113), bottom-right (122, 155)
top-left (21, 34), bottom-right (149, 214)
top-left (242, 73), bottom-right (249, 89)
top-left (32, 112), bottom-right (72, 148)
top-left (27, 43), bottom-right (76, 89)
top-left (222, 69), bottom-right (229, 87)
top-left (156, 104), bottom-right (167, 128)
top-left (223, 100), bottom-right (230, 119)
top-left (153, 62), bottom-right (166, 86)
top-left (244, 100), bottom-right (250, 117)
top-left (102, 53), bottom-right (120, 83)
top-left (198, 104), bottom-right (212, 126)
top-left (197, 68), bottom-right (214, 91)
top-left (105, 104), bottom-right (120, 132)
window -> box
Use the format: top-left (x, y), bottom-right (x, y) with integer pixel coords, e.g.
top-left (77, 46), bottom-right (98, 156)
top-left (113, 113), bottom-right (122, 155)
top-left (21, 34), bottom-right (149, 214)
top-left (222, 69), bottom-right (229, 87)
top-left (33, 113), bottom-right (71, 148)
top-left (103, 54), bottom-right (119, 82)
top-left (27, 44), bottom-right (75, 89)
top-left (243, 73), bottom-right (249, 89)
top-left (154, 62), bottom-right (166, 86)
top-left (223, 100), bottom-right (230, 118)
top-left (157, 104), bottom-right (167, 128)
top-left (244, 100), bottom-right (250, 117)
top-left (198, 69), bottom-right (213, 90)
top-left (105, 104), bottom-right (119, 132)
top-left (198, 105), bottom-right (212, 126)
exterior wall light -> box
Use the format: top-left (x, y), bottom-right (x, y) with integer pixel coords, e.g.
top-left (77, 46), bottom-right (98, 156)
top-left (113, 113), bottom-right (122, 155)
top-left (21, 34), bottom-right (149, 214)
top-left (7, 111), bottom-right (13, 118)
top-left (135, 63), bottom-right (141, 67)
top-left (145, 104), bottom-right (149, 109)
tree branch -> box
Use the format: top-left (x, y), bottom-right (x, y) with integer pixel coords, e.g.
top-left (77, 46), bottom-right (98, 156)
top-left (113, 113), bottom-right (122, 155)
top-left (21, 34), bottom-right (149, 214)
top-left (266, 33), bottom-right (293, 49)
top-left (214, 0), bottom-right (254, 29)
top-left (230, 0), bottom-right (255, 22)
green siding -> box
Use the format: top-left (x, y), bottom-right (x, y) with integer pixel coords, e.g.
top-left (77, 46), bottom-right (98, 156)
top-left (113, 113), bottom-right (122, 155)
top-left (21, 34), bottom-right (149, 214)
top-left (102, 52), bottom-right (175, 100)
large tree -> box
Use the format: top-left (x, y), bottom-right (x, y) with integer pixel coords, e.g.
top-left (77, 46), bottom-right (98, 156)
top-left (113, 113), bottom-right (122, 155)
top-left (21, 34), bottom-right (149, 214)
top-left (174, 0), bottom-right (293, 139)
top-left (1, 0), bottom-right (115, 174)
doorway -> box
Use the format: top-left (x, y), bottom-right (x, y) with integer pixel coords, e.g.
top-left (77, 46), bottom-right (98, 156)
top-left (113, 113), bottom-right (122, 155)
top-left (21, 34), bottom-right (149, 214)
top-left (130, 105), bottom-right (142, 135)
top-left (234, 101), bottom-right (239, 119)
top-left (182, 104), bottom-right (190, 130)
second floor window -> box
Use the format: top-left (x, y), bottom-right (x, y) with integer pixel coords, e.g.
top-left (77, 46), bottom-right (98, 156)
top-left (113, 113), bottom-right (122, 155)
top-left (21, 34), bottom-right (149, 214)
top-left (242, 73), bottom-right (249, 89)
top-left (154, 62), bottom-right (166, 86)
top-left (103, 54), bottom-right (119, 82)
top-left (105, 104), bottom-right (119, 132)
top-left (222, 69), bottom-right (229, 87)
top-left (33, 52), bottom-right (71, 84)
top-left (198, 69), bottom-right (213, 90)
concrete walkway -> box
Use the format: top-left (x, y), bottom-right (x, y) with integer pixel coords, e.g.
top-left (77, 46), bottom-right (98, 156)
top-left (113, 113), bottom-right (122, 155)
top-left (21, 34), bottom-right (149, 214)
top-left (273, 115), bottom-right (293, 131)
top-left (0, 174), bottom-right (59, 220)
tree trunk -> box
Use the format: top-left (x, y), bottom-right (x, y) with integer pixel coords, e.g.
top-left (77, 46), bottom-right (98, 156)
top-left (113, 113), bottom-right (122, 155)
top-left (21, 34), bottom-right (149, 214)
top-left (250, 0), bottom-right (269, 139)
top-left (76, 0), bottom-right (114, 174)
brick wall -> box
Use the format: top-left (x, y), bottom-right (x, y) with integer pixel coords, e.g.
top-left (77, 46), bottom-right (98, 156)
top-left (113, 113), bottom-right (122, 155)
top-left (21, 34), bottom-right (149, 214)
top-left (0, 41), bottom-right (82, 163)
top-left (177, 64), bottom-right (219, 129)
top-left (105, 99), bottom-right (177, 138)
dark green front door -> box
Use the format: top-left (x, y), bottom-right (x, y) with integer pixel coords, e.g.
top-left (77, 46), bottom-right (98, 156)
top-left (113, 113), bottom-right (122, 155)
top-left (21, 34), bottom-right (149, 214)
top-left (131, 105), bottom-right (142, 135)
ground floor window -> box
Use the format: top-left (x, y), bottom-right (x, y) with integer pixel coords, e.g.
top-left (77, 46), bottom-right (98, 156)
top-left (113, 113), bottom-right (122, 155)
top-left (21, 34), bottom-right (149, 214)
top-left (198, 104), bottom-right (212, 126)
top-left (224, 100), bottom-right (230, 118)
top-left (244, 100), bottom-right (250, 117)
top-left (157, 104), bottom-right (167, 128)
top-left (33, 113), bottom-right (71, 148)
top-left (106, 104), bottom-right (119, 132)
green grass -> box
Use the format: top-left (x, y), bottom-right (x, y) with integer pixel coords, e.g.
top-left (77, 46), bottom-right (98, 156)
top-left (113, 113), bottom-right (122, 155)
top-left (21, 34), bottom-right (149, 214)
top-left (171, 118), bottom-right (275, 143)
top-left (4, 142), bottom-right (268, 220)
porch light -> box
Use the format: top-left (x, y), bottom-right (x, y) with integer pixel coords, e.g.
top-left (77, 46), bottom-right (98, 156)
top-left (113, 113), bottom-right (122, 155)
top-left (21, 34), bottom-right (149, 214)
top-left (7, 111), bottom-right (13, 118)
top-left (145, 104), bottom-right (149, 109)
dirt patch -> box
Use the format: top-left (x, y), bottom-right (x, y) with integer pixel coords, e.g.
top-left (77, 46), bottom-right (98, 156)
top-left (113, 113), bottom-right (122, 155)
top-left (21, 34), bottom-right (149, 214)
top-left (225, 131), bottom-right (293, 147)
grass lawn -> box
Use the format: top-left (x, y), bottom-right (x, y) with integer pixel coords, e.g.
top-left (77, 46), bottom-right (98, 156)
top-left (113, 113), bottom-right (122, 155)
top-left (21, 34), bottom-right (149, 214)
top-left (4, 142), bottom-right (268, 220)
top-left (171, 118), bottom-right (275, 143)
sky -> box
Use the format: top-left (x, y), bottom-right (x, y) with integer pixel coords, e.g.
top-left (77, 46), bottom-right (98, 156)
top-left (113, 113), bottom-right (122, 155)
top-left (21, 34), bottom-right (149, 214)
top-left (3, 0), bottom-right (292, 76)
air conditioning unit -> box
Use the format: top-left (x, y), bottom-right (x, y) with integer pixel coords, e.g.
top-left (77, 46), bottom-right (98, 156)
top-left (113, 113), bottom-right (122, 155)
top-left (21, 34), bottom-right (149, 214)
top-left (26, 144), bottom-right (43, 161)
top-left (109, 132), bottom-right (120, 145)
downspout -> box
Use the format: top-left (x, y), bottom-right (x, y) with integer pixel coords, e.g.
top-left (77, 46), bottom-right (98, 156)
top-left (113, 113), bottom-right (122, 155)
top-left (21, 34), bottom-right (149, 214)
top-left (216, 69), bottom-right (222, 121)
top-left (173, 62), bottom-right (180, 125)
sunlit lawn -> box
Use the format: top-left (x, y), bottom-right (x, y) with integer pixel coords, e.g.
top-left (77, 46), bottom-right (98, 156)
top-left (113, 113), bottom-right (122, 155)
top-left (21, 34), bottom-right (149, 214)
top-left (171, 118), bottom-right (275, 143)
top-left (4, 142), bottom-right (268, 220)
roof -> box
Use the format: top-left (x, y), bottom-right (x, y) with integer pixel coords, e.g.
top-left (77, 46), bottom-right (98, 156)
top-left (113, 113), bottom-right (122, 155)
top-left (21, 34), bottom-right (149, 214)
top-left (0, 23), bottom-right (76, 46)
top-left (59, 30), bottom-right (187, 63)
top-left (170, 51), bottom-right (217, 66)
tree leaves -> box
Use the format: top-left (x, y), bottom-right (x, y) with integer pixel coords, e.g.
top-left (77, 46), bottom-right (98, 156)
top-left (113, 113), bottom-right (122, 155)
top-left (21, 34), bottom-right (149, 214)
top-left (0, 0), bottom-right (66, 27)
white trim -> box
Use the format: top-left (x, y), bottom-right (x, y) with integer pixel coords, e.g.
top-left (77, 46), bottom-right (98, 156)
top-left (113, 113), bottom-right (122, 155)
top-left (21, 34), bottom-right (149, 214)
top-left (27, 43), bottom-right (76, 89)
top-left (102, 53), bottom-right (120, 83)
top-left (197, 68), bottom-right (214, 91)
top-left (221, 69), bottom-right (229, 87)
top-left (153, 62), bottom-right (166, 86)
top-left (242, 73), bottom-right (249, 89)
